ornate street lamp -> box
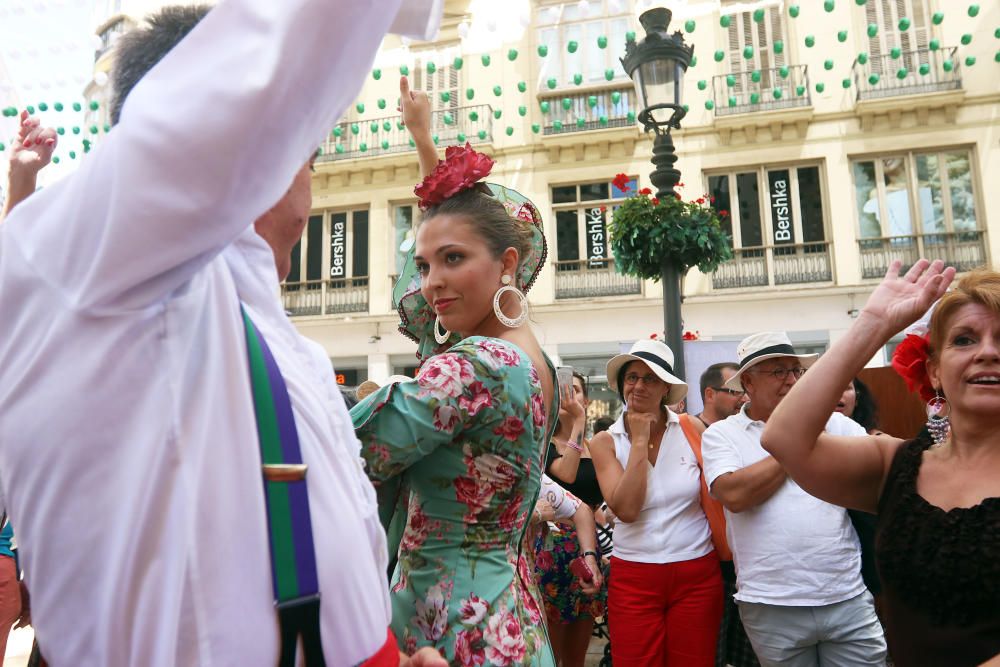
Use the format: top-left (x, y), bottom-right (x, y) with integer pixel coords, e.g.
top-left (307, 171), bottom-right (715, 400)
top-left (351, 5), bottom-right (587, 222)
top-left (621, 7), bottom-right (694, 378)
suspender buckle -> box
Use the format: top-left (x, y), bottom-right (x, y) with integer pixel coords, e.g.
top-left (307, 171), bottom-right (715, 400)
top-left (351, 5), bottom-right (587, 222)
top-left (262, 463), bottom-right (308, 482)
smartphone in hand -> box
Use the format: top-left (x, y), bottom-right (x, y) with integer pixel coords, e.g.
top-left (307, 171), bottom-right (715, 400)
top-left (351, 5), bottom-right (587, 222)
top-left (556, 366), bottom-right (573, 404)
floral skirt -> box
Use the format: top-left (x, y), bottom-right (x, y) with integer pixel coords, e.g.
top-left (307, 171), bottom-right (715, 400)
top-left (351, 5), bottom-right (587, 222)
top-left (533, 525), bottom-right (607, 624)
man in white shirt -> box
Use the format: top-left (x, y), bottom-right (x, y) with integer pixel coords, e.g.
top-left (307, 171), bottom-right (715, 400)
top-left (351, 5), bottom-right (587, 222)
top-left (0, 1), bottom-right (446, 665)
top-left (702, 332), bottom-right (886, 667)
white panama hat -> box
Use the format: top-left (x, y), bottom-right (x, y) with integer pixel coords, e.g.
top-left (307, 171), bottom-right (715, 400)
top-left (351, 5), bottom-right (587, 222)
top-left (724, 331), bottom-right (818, 390)
top-left (606, 339), bottom-right (688, 406)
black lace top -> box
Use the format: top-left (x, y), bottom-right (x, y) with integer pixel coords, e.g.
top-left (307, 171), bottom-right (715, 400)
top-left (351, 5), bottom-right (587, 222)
top-left (875, 435), bottom-right (1000, 667)
top-left (546, 443), bottom-right (604, 508)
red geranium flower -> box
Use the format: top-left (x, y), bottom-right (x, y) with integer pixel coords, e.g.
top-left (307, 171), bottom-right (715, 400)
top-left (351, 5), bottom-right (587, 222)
top-left (639, 187), bottom-right (652, 196)
top-left (651, 197), bottom-right (660, 205)
top-left (719, 209), bottom-right (729, 217)
top-left (677, 182), bottom-right (685, 188)
top-left (612, 173), bottom-right (630, 193)
top-left (696, 197), bottom-right (705, 204)
top-left (674, 193), bottom-right (682, 200)
top-left (415, 143), bottom-right (495, 210)
top-left (891, 334), bottom-right (935, 401)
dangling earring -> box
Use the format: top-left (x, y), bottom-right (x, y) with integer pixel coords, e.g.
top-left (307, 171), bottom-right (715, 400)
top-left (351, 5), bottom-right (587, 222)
top-left (926, 390), bottom-right (950, 446)
top-left (434, 316), bottom-right (452, 345)
top-left (493, 275), bottom-right (528, 328)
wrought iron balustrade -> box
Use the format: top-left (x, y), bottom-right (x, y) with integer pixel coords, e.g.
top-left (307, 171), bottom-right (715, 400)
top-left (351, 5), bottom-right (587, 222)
top-left (853, 47), bottom-right (961, 101)
top-left (553, 258), bottom-right (642, 299)
top-left (712, 64), bottom-right (811, 116)
top-left (858, 231), bottom-right (985, 279)
top-left (281, 277), bottom-right (370, 316)
top-left (712, 242), bottom-right (832, 289)
top-left (539, 87), bottom-right (637, 135)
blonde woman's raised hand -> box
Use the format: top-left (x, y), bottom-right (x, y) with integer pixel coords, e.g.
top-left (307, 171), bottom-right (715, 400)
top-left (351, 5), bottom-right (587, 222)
top-left (859, 259), bottom-right (955, 336)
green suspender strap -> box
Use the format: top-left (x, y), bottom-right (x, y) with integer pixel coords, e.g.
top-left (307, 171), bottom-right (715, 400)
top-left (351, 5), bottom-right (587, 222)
top-left (242, 306), bottom-right (325, 667)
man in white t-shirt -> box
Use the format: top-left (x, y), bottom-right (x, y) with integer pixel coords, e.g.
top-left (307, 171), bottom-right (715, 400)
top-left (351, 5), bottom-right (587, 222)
top-left (702, 332), bottom-right (886, 667)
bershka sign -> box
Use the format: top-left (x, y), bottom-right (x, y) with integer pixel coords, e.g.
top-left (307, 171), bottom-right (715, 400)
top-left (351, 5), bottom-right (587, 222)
top-left (768, 170), bottom-right (794, 244)
top-left (586, 207), bottom-right (607, 267)
top-left (330, 217), bottom-right (346, 278)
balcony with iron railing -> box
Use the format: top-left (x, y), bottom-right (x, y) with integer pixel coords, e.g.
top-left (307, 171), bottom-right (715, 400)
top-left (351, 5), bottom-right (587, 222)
top-left (712, 65), bottom-right (811, 116)
top-left (553, 258), bottom-right (642, 299)
top-left (538, 87), bottom-right (638, 135)
top-left (711, 242), bottom-right (833, 289)
top-left (94, 16), bottom-right (129, 62)
top-left (858, 231), bottom-right (986, 279)
top-left (853, 47), bottom-right (961, 101)
top-left (281, 277), bottom-right (370, 317)
top-left (316, 105), bottom-right (493, 162)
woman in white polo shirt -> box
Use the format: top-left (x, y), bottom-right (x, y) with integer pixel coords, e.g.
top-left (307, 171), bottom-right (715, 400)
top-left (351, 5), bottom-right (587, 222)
top-left (590, 340), bottom-right (723, 667)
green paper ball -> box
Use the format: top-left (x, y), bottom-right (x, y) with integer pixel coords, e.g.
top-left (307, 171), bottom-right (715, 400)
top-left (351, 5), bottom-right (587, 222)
top-left (995, 28), bottom-right (1000, 39)
top-left (350, 123), bottom-right (359, 135)
top-left (517, 81), bottom-right (527, 93)
top-left (531, 124), bottom-right (540, 134)
top-left (400, 65), bottom-right (409, 76)
top-left (805, 35), bottom-right (815, 48)
top-left (780, 65), bottom-right (790, 78)
top-left (726, 74), bottom-right (736, 87)
top-left (576, 118), bottom-right (585, 128)
top-left (890, 47), bottom-right (901, 59)
top-left (597, 36), bottom-right (608, 49)
top-left (743, 45), bottom-right (754, 59)
top-left (407, 138), bottom-right (416, 148)
top-left (932, 12), bottom-right (943, 25)
top-left (605, 69), bottom-right (615, 81)
top-left (540, 101), bottom-right (550, 114)
top-left (469, 111), bottom-right (479, 121)
top-left (72, 126), bottom-right (80, 135)
top-left (72, 102), bottom-right (81, 112)
top-left (855, 0), bottom-right (866, 4)
top-left (507, 49), bottom-right (518, 61)
top-left (929, 38), bottom-right (940, 50)
top-left (697, 80), bottom-right (707, 90)
top-left (506, 126), bottom-right (514, 136)
top-left (567, 41), bottom-right (578, 53)
top-left (89, 101), bottom-right (99, 111)
top-left (457, 133), bottom-right (466, 143)
top-left (897, 67), bottom-right (908, 79)
top-left (370, 122), bottom-right (379, 133)
top-left (995, 51), bottom-right (1000, 62)
top-left (1, 107), bottom-right (15, 117)
top-left (943, 59), bottom-right (954, 72)
top-left (754, 8), bottom-right (765, 22)
top-left (432, 135), bottom-right (439, 145)
top-left (720, 15), bottom-right (731, 28)
top-left (56, 127), bottom-right (65, 135)
top-left (796, 85), bottom-right (806, 96)
top-left (627, 111), bottom-right (636, 123)
top-left (611, 91), bottom-right (622, 104)
top-left (382, 121), bottom-right (391, 131)
top-left (685, 20), bottom-right (696, 33)
top-left (481, 54), bottom-right (490, 67)
top-left (378, 98), bottom-right (387, 108)
top-left (599, 115), bottom-right (608, 125)
top-left (553, 120), bottom-right (563, 131)
top-left (690, 56), bottom-right (698, 67)
top-left (816, 82), bottom-right (826, 93)
top-left (453, 57), bottom-right (463, 70)
top-left (961, 34), bottom-right (972, 46)
top-left (969, 5), bottom-right (980, 17)
top-left (626, 31), bottom-right (636, 42)
top-left (52, 156), bottom-right (59, 164)
top-left (538, 45), bottom-right (548, 57)
top-left (789, 5), bottom-right (800, 18)
top-left (573, 73), bottom-right (583, 85)
top-left (103, 124), bottom-right (110, 132)
top-left (751, 70), bottom-right (762, 83)
top-left (714, 50), bottom-right (725, 62)
top-left (562, 98), bottom-right (572, 110)
top-left (381, 140), bottom-right (389, 150)
top-left (359, 143), bottom-right (368, 152)
top-left (965, 56), bottom-right (977, 66)
top-left (333, 127), bottom-right (343, 137)
top-left (587, 95), bottom-right (598, 108)
top-left (867, 23), bottom-right (878, 37)
top-left (919, 63), bottom-right (931, 75)
top-left (842, 78), bottom-right (852, 88)
top-left (838, 30), bottom-right (848, 42)
top-left (69, 151), bottom-right (76, 159)
top-left (493, 85), bottom-right (502, 96)
top-left (466, 88), bottom-right (475, 100)
top-left (372, 69), bottom-right (381, 80)
top-left (547, 78), bottom-right (557, 90)
top-left (898, 17), bottom-right (911, 31)
top-left (705, 100), bottom-right (715, 110)
top-left (26, 106), bottom-right (34, 114)
top-left (750, 93), bottom-right (760, 104)
top-left (774, 40), bottom-right (784, 54)
top-left (493, 109), bottom-right (502, 119)
top-left (356, 103), bottom-right (365, 114)
top-left (858, 52), bottom-right (869, 64)
top-left (868, 73), bottom-right (880, 85)
top-left (773, 88), bottom-right (783, 99)
top-left (518, 105), bottom-right (527, 116)
top-left (0, 142), bottom-right (4, 151)
top-left (728, 96), bottom-right (737, 107)
top-left (824, 0), bottom-right (835, 12)
top-left (38, 102), bottom-right (48, 111)
top-left (427, 62), bottom-right (436, 74)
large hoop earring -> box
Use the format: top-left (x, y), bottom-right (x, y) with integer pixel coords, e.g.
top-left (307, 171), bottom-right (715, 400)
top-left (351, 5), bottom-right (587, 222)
top-left (493, 275), bottom-right (528, 328)
top-left (434, 316), bottom-right (452, 345)
top-left (926, 390), bottom-right (950, 446)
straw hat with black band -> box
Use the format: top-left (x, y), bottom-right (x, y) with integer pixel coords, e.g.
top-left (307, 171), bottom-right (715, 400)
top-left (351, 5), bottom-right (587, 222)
top-left (606, 339), bottom-right (688, 407)
top-left (723, 331), bottom-right (818, 391)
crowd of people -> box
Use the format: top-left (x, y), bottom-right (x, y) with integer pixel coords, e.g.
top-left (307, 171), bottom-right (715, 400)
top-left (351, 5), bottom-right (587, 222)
top-left (0, 1), bottom-right (997, 666)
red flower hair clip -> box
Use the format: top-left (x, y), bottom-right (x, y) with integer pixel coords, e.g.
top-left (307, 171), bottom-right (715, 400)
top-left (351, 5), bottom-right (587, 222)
top-left (891, 333), bottom-right (935, 401)
top-left (414, 143), bottom-right (495, 210)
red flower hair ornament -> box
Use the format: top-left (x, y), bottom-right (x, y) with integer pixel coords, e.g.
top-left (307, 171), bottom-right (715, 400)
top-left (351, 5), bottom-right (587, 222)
top-left (891, 333), bottom-right (935, 401)
top-left (414, 143), bottom-right (495, 210)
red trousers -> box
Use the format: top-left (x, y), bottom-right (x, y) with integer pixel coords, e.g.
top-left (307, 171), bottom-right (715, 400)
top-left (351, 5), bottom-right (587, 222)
top-left (608, 552), bottom-right (723, 667)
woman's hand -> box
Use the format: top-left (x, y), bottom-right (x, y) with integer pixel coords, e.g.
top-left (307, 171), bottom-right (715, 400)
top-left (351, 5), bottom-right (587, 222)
top-left (532, 499), bottom-right (556, 524)
top-left (10, 111), bottom-right (57, 176)
top-left (858, 259), bottom-right (955, 337)
top-left (564, 393), bottom-right (586, 432)
top-left (399, 76), bottom-right (432, 141)
top-left (625, 411), bottom-right (656, 447)
top-left (579, 553), bottom-right (603, 595)
top-left (400, 647), bottom-right (448, 666)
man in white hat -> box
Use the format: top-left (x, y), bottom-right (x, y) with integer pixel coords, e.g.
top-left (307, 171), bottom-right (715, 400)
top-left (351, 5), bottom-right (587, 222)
top-left (701, 333), bottom-right (886, 667)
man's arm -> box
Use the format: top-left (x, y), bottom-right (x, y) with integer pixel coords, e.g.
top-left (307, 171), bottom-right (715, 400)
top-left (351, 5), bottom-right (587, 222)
top-left (3, 0), bottom-right (442, 313)
top-left (709, 458), bottom-right (786, 513)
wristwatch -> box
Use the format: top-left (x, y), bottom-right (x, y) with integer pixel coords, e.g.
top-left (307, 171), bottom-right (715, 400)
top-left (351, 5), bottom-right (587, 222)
top-left (582, 550), bottom-right (599, 560)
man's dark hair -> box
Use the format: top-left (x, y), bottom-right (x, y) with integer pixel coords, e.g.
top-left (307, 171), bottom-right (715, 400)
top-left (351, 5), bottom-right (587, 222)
top-left (110, 5), bottom-right (213, 125)
top-left (849, 377), bottom-right (880, 433)
top-left (699, 362), bottom-right (739, 400)
top-left (593, 416), bottom-right (615, 433)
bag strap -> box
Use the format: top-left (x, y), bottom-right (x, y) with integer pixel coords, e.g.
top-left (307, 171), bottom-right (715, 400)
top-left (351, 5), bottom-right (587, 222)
top-left (678, 414), bottom-right (733, 562)
top-left (241, 306), bottom-right (325, 666)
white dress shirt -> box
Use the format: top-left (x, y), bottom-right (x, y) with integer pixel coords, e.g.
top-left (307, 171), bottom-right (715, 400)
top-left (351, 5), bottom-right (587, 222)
top-left (702, 407), bottom-right (868, 606)
top-left (0, 0), bottom-right (441, 664)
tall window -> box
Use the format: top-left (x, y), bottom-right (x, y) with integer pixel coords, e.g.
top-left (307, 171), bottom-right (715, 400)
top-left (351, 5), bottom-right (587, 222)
top-left (536, 0), bottom-right (632, 89)
top-left (413, 50), bottom-right (460, 141)
top-left (723, 0), bottom-right (787, 84)
top-left (286, 208), bottom-right (370, 286)
top-left (861, 0), bottom-right (931, 73)
top-left (392, 203), bottom-right (417, 276)
top-left (552, 179), bottom-right (634, 269)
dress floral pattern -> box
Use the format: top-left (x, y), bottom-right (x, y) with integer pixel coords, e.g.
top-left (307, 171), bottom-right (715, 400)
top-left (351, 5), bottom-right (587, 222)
top-left (352, 337), bottom-right (556, 666)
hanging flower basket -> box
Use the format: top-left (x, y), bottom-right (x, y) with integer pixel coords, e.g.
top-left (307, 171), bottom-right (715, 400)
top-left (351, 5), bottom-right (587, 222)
top-left (607, 173), bottom-right (733, 281)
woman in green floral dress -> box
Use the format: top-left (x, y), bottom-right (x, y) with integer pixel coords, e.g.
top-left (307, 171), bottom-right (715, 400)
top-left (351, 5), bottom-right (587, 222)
top-left (348, 77), bottom-right (577, 666)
